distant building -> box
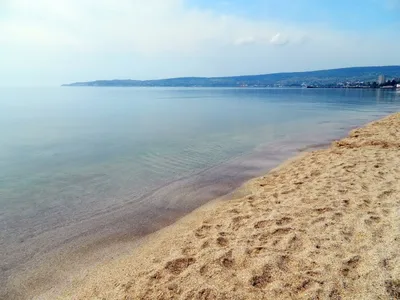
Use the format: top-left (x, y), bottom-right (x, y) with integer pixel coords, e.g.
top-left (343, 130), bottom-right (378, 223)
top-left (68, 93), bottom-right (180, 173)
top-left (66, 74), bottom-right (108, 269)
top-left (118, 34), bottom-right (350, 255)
top-left (378, 75), bottom-right (385, 85)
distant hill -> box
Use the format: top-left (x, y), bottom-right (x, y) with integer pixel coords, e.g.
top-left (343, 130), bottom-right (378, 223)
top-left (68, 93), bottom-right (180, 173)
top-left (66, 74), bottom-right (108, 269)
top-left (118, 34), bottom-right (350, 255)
top-left (62, 66), bottom-right (400, 87)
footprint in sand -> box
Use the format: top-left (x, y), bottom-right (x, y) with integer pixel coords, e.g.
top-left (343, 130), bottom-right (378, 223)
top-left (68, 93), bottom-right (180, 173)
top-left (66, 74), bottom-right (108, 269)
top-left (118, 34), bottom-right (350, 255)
top-left (258, 227), bottom-right (294, 247)
top-left (165, 257), bottom-right (196, 275)
top-left (271, 227), bottom-right (293, 236)
top-left (216, 236), bottom-right (229, 247)
top-left (199, 264), bottom-right (209, 276)
top-left (250, 264), bottom-right (273, 288)
top-left (381, 257), bottom-right (395, 270)
top-left (195, 224), bottom-right (212, 238)
top-left (197, 288), bottom-right (218, 299)
top-left (364, 215), bottom-right (381, 225)
top-left (182, 247), bottom-right (197, 256)
top-left (276, 255), bottom-right (291, 271)
top-left (254, 220), bottom-right (273, 229)
top-left (378, 190), bottom-right (395, 200)
top-left (230, 215), bottom-right (251, 230)
top-left (286, 234), bottom-right (303, 251)
top-left (296, 279), bottom-right (316, 293)
top-left (246, 246), bottom-right (266, 258)
top-left (341, 255), bottom-right (361, 277)
top-left (218, 250), bottom-right (234, 268)
top-left (276, 217), bottom-right (293, 226)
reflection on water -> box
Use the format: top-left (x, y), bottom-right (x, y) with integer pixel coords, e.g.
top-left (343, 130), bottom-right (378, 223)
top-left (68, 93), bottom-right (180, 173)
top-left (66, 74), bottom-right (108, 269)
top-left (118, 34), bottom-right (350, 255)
top-left (0, 87), bottom-right (399, 297)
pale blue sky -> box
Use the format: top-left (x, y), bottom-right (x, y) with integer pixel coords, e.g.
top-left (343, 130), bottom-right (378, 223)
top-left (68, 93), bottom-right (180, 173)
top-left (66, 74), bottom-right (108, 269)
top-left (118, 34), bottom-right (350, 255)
top-left (0, 0), bottom-right (399, 86)
top-left (187, 0), bottom-right (400, 30)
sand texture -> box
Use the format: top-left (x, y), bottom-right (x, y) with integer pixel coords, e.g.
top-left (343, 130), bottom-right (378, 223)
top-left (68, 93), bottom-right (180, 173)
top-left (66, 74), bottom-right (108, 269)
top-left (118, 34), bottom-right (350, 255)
top-left (54, 113), bottom-right (400, 300)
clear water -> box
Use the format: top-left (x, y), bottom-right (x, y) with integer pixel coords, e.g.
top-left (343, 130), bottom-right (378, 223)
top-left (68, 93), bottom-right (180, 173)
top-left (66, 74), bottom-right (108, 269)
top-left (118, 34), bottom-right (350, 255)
top-left (0, 87), bottom-right (399, 295)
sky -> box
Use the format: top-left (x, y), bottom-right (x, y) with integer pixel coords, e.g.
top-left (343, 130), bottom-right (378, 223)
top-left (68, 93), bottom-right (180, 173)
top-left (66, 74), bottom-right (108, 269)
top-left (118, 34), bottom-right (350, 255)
top-left (0, 0), bottom-right (400, 86)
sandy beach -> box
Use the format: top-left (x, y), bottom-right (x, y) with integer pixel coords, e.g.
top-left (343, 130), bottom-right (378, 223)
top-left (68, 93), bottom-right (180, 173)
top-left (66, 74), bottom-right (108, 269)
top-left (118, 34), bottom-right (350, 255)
top-left (37, 113), bottom-right (400, 299)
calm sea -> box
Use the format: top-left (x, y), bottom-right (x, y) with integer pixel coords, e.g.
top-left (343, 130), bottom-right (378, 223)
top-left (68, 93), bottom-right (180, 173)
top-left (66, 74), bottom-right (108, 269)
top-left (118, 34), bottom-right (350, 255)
top-left (1, 87), bottom-right (399, 297)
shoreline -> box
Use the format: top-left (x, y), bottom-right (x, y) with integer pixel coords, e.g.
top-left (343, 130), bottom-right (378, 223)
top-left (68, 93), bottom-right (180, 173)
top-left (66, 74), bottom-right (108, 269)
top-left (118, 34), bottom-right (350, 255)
top-left (33, 113), bottom-right (400, 299)
top-left (4, 112), bottom-right (399, 300)
top-left (4, 134), bottom-right (327, 300)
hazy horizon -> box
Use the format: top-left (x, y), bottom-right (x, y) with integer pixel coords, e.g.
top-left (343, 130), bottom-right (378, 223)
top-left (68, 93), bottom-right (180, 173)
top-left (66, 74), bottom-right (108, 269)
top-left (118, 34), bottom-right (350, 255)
top-left (2, 64), bottom-right (400, 88)
top-left (1, 0), bottom-right (400, 87)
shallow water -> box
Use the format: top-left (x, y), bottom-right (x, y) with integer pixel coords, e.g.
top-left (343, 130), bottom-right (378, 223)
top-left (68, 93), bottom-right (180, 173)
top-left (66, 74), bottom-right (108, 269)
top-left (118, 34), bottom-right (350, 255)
top-left (0, 87), bottom-right (399, 297)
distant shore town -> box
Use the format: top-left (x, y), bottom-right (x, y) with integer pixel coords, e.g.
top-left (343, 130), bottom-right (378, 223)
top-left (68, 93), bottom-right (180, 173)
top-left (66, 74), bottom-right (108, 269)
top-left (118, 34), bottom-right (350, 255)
top-left (304, 75), bottom-right (400, 89)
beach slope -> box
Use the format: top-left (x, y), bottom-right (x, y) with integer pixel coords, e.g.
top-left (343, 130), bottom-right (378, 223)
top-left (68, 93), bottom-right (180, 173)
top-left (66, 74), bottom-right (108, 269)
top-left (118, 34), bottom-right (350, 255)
top-left (58, 113), bottom-right (400, 300)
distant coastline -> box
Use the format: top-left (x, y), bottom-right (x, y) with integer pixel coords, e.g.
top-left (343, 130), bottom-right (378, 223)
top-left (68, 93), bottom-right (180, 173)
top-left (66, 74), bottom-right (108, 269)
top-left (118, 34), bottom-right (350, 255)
top-left (62, 65), bottom-right (400, 88)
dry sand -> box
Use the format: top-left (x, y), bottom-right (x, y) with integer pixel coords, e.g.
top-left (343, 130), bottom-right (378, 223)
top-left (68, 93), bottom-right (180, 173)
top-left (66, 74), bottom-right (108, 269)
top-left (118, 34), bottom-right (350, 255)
top-left (48, 113), bottom-right (400, 299)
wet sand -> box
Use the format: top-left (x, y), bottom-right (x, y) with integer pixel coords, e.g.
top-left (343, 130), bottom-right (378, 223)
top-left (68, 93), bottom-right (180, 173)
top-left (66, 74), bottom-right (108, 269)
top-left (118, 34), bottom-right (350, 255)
top-left (46, 113), bottom-right (400, 299)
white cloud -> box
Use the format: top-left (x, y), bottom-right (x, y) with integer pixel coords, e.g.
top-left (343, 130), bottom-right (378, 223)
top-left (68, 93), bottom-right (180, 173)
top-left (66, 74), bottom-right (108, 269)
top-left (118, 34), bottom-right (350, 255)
top-left (0, 0), bottom-right (399, 86)
top-left (269, 33), bottom-right (288, 46)
top-left (0, 0), bottom-right (324, 53)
